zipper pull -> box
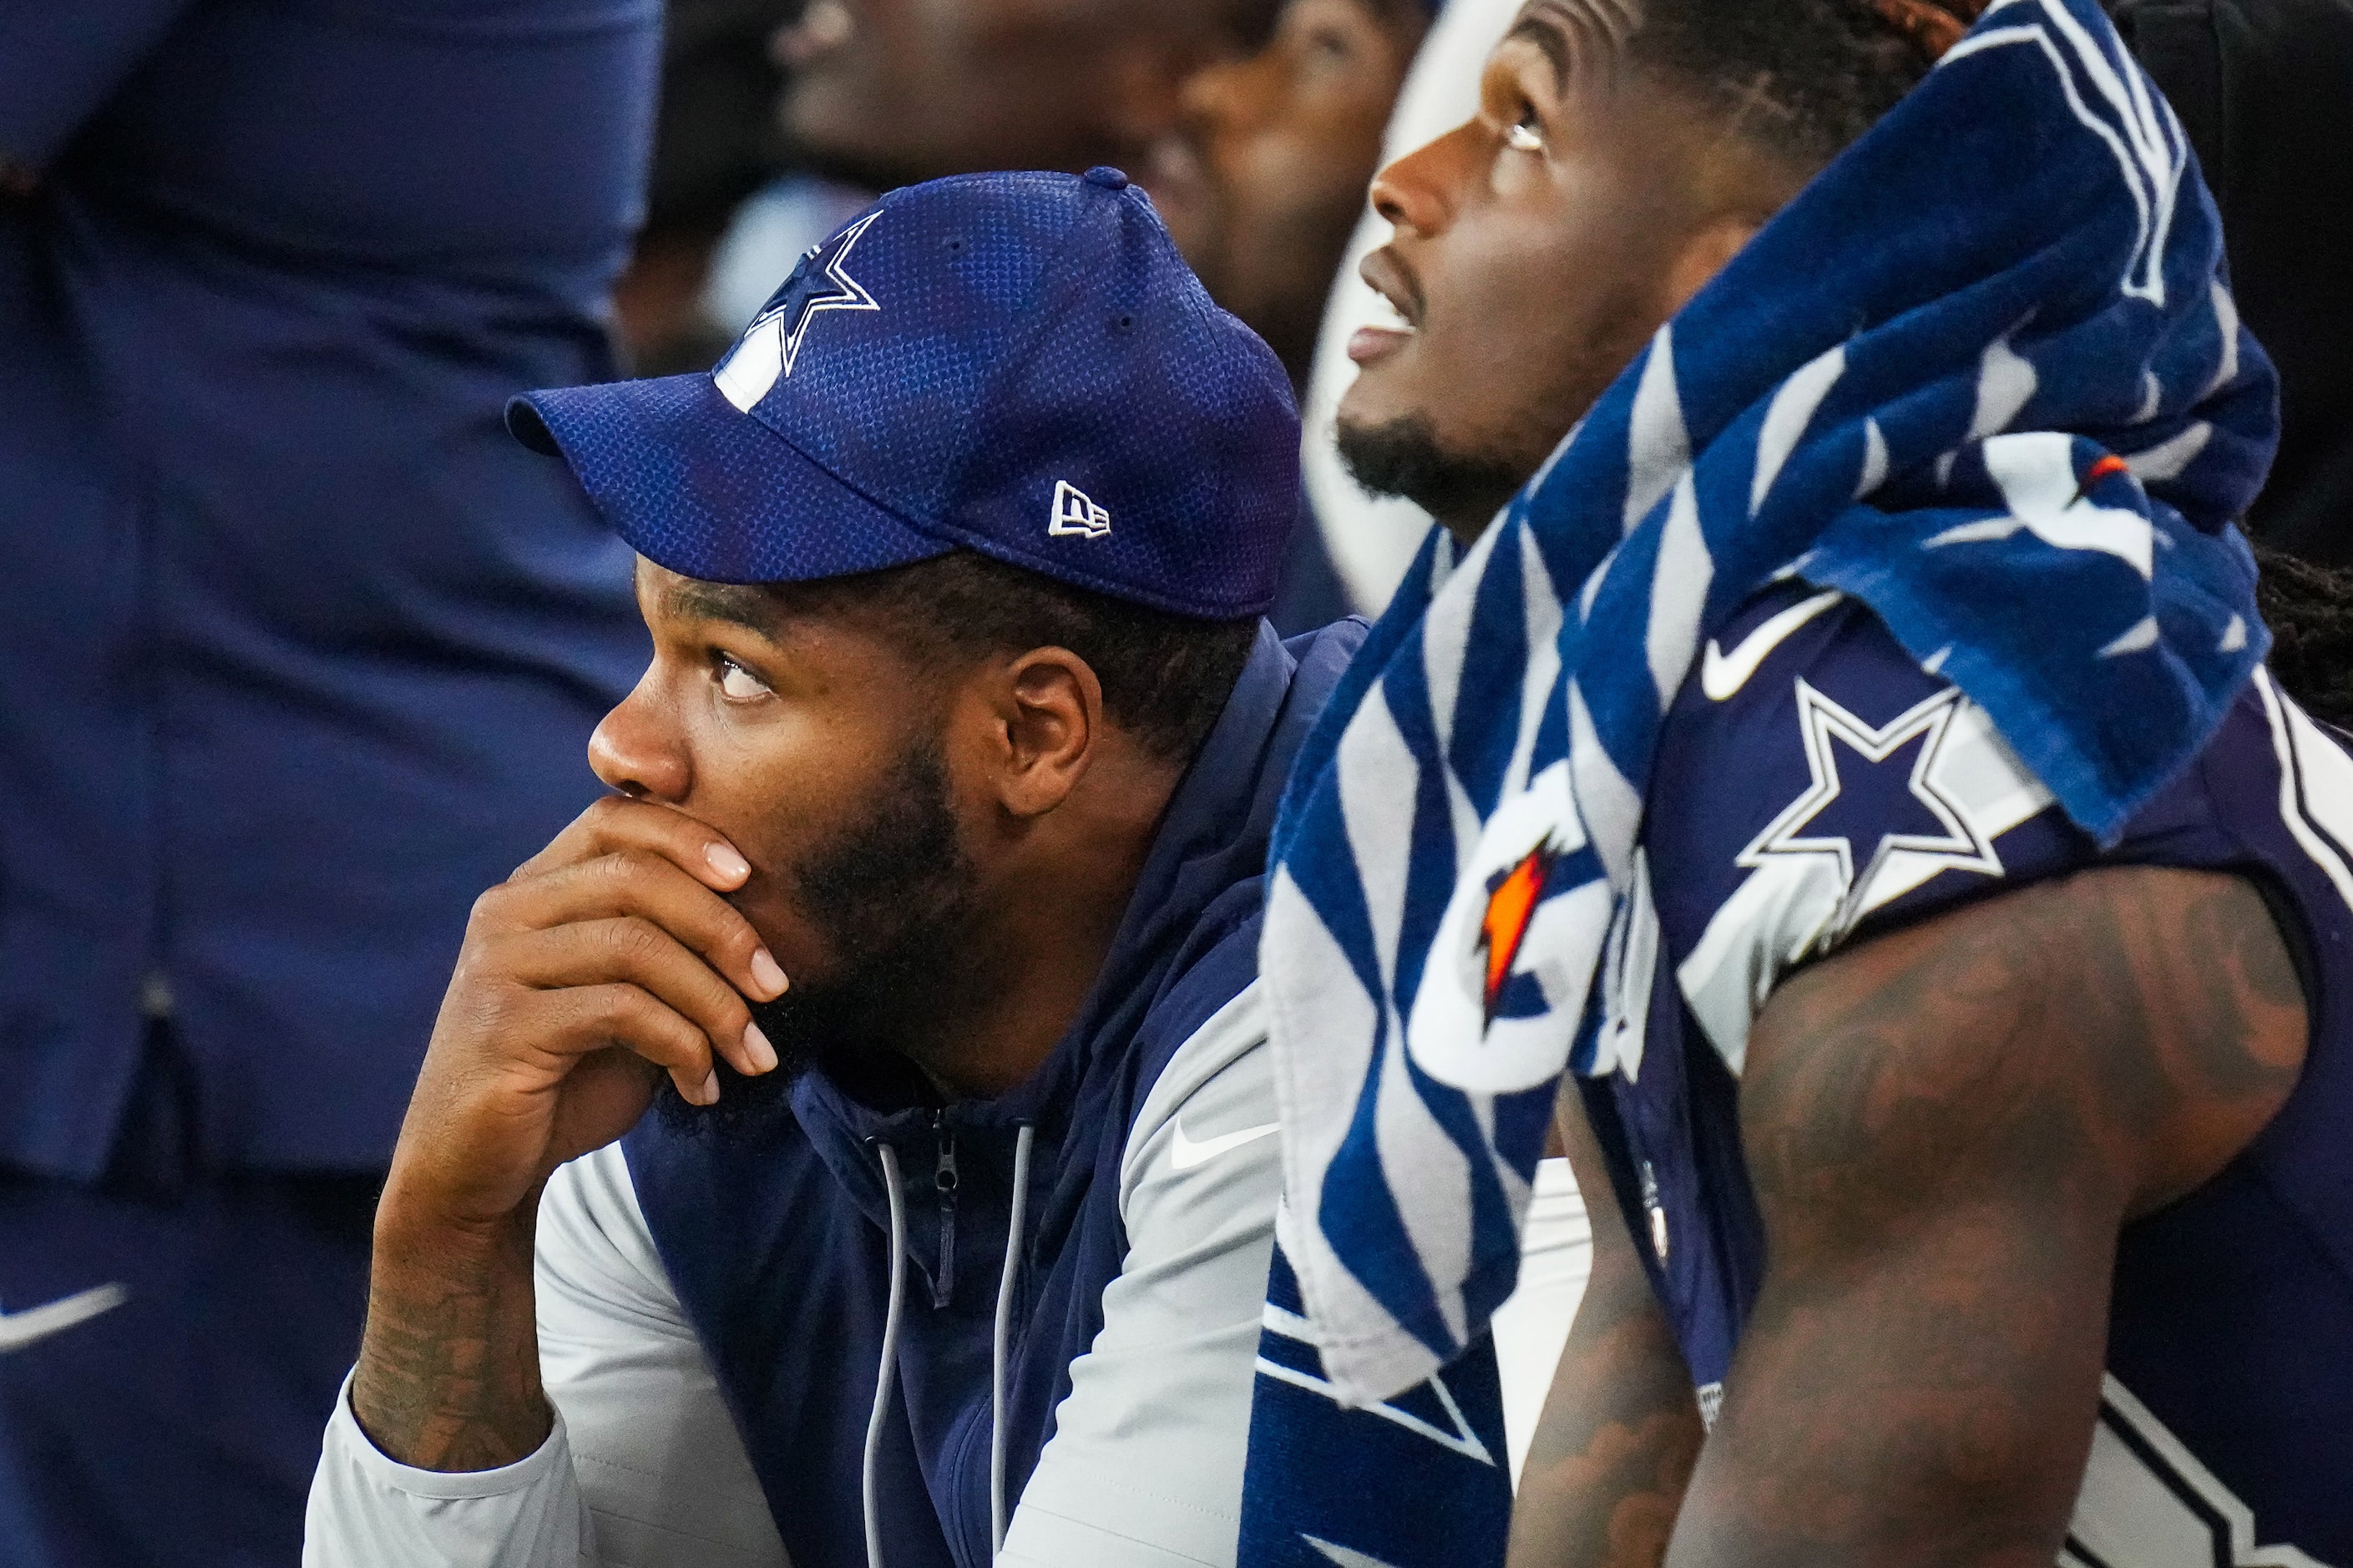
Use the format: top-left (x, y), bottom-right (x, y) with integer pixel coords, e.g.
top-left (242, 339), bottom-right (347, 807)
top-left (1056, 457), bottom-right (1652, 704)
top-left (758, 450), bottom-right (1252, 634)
top-left (931, 1116), bottom-right (958, 1309)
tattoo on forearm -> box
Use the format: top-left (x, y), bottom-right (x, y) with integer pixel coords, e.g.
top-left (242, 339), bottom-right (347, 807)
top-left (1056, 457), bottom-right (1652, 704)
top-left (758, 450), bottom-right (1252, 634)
top-left (350, 1210), bottom-right (552, 1472)
top-left (1513, 1290), bottom-right (1705, 1568)
top-left (1510, 1094), bottom-right (1706, 1568)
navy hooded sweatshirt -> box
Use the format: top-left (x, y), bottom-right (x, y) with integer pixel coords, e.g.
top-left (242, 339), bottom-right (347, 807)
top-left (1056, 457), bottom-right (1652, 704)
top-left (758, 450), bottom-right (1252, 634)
top-left (618, 618), bottom-right (1364, 1568)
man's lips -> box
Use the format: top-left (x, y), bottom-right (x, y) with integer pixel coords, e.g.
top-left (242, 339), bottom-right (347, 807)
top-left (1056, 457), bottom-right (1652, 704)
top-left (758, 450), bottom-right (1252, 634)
top-left (1350, 245), bottom-right (1422, 366)
top-left (1138, 132), bottom-right (1209, 220)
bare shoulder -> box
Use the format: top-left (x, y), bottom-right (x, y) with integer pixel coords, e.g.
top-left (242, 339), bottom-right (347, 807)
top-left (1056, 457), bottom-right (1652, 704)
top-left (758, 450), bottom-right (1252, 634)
top-left (1651, 868), bottom-right (2314, 1566)
top-left (1743, 864), bottom-right (2309, 1227)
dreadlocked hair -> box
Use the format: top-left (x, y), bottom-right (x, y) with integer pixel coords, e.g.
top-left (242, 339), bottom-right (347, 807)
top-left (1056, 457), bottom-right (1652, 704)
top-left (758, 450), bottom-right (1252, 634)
top-left (2254, 540), bottom-right (2353, 731)
top-left (767, 549), bottom-right (1260, 763)
top-left (1631, 0), bottom-right (1988, 170)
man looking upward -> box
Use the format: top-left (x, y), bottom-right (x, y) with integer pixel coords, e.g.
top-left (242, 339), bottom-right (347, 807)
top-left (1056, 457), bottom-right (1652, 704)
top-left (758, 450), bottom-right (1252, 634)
top-left (1247, 0), bottom-right (2351, 1563)
top-left (1144, 0), bottom-right (1438, 635)
top-left (305, 169), bottom-right (1362, 1568)
top-left (1146, 0), bottom-right (1435, 392)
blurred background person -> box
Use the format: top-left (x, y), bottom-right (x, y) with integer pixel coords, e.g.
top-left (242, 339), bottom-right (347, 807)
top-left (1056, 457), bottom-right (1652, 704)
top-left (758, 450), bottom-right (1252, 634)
top-left (1147, 0), bottom-right (1434, 393)
top-left (614, 0), bottom-right (803, 375)
top-left (1145, 0), bottom-right (1435, 630)
top-left (0, 2), bottom-right (658, 1563)
top-left (778, 0), bottom-right (1277, 190)
top-left (694, 0), bottom-right (1286, 337)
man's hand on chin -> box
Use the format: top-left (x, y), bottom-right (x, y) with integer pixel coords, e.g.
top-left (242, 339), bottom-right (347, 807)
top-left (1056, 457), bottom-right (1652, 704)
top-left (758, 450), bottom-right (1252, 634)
top-left (351, 795), bottom-right (790, 1472)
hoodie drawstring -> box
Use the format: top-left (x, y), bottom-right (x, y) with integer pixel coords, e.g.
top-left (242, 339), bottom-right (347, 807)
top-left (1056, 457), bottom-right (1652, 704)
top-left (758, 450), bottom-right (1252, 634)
top-left (989, 1122), bottom-right (1035, 1557)
top-left (865, 1141), bottom-right (910, 1568)
top-left (868, 1123), bottom-right (1035, 1567)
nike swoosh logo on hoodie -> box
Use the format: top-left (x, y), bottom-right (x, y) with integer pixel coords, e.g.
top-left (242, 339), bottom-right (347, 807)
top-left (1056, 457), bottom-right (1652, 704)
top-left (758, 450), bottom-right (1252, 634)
top-left (1169, 1119), bottom-right (1280, 1171)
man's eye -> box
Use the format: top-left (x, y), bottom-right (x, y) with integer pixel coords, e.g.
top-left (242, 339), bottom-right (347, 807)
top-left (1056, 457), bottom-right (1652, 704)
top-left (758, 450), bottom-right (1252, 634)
top-left (1505, 114), bottom-right (1543, 153)
top-left (715, 656), bottom-right (771, 701)
top-left (1304, 23), bottom-right (1354, 63)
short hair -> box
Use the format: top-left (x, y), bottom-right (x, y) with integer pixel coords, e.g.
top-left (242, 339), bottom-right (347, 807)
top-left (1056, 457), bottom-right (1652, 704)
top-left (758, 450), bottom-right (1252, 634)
top-left (771, 551), bottom-right (1262, 761)
top-left (1630, 0), bottom-right (1982, 171)
top-left (2254, 541), bottom-right (2353, 731)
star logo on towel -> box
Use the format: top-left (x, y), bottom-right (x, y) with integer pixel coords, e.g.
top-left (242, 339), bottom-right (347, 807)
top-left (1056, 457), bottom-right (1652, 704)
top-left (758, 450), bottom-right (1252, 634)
top-left (1738, 681), bottom-right (2001, 928)
top-left (1478, 845), bottom-right (1556, 1025)
top-left (713, 212), bottom-right (883, 412)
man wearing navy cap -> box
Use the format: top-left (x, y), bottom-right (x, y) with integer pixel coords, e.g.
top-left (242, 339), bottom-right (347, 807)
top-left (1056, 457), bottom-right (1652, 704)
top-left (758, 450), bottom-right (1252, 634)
top-left (304, 168), bottom-right (1359, 1568)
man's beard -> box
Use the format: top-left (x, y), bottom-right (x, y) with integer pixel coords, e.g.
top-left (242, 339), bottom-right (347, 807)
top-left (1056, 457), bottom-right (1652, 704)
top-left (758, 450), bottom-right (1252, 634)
top-left (655, 736), bottom-right (979, 1140)
top-left (1337, 411), bottom-right (1530, 524)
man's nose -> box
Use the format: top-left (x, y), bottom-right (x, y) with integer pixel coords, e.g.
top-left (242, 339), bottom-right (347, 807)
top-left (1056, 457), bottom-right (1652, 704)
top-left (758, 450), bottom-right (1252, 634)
top-left (1178, 55), bottom-right (1247, 127)
top-left (587, 672), bottom-right (691, 803)
top-left (1369, 120), bottom-right (1475, 236)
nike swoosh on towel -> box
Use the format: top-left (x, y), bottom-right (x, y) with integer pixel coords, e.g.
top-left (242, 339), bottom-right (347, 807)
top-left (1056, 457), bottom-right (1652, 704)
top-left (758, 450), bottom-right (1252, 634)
top-left (0, 1283), bottom-right (129, 1353)
top-left (1171, 1119), bottom-right (1281, 1171)
top-left (1700, 589), bottom-right (1844, 700)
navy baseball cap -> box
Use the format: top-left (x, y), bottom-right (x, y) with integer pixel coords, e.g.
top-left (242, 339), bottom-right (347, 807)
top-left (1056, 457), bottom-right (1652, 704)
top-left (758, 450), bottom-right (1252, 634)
top-left (508, 167), bottom-right (1299, 619)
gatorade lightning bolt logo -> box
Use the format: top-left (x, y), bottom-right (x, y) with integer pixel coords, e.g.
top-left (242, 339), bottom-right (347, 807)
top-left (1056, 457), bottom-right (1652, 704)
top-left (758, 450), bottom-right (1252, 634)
top-left (2071, 452), bottom-right (2131, 506)
top-left (1477, 845), bottom-right (1556, 1026)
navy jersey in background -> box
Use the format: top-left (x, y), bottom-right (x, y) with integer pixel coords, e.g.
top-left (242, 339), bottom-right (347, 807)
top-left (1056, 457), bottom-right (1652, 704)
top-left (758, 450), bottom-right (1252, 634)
top-left (0, 6), bottom-right (657, 1562)
top-left (0, 0), bottom-right (659, 1176)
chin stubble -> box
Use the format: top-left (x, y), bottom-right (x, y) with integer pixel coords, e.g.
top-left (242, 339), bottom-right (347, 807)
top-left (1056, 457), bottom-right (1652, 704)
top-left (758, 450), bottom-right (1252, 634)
top-left (1336, 411), bottom-right (1531, 526)
top-left (655, 736), bottom-right (979, 1138)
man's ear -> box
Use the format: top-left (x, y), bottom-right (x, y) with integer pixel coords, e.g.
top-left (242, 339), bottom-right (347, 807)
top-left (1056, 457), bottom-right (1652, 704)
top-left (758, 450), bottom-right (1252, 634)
top-left (981, 646), bottom-right (1102, 820)
top-left (1660, 213), bottom-right (1765, 320)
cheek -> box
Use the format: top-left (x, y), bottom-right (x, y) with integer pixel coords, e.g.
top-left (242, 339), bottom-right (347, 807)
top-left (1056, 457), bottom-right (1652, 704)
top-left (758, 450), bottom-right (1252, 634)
top-left (700, 720), bottom-right (923, 967)
top-left (1233, 121), bottom-right (1372, 244)
top-left (1419, 192), bottom-right (1668, 434)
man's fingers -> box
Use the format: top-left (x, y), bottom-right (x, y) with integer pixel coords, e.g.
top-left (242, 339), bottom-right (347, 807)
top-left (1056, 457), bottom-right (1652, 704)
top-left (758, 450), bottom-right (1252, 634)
top-left (510, 794), bottom-right (754, 898)
top-left (477, 846), bottom-right (788, 1008)
top-left (534, 984), bottom-right (722, 1105)
top-left (498, 918), bottom-right (778, 1078)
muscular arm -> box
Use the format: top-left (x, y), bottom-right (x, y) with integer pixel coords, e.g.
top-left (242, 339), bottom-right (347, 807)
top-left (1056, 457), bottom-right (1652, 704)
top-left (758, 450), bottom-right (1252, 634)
top-left (1507, 1085), bottom-right (1705, 1568)
top-left (1508, 864), bottom-right (2305, 1567)
top-left (1667, 865), bottom-right (2305, 1566)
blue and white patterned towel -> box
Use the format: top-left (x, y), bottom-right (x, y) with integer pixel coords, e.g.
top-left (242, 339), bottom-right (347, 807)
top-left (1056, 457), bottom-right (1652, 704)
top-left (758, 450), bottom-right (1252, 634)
top-left (1263, 0), bottom-right (2280, 1406)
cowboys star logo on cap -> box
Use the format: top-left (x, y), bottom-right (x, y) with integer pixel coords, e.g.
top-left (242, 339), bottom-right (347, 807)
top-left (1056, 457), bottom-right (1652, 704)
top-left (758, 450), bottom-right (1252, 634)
top-left (713, 211), bottom-right (883, 412)
top-left (506, 169), bottom-right (1298, 618)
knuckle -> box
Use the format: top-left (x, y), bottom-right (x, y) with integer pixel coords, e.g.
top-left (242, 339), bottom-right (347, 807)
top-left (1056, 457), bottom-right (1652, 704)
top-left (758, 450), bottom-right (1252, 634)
top-left (606, 917), bottom-right (665, 965)
top-left (468, 886), bottom-right (509, 928)
top-left (719, 914), bottom-right (763, 964)
top-left (639, 1006), bottom-right (701, 1065)
top-left (602, 847), bottom-right (663, 888)
top-left (708, 991), bottom-right (751, 1037)
top-left (596, 984), bottom-right (653, 1034)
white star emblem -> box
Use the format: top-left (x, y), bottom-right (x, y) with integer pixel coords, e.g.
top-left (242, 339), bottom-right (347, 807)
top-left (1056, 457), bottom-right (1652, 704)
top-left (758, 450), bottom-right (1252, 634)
top-left (1736, 680), bottom-right (2003, 933)
top-left (1255, 1302), bottom-right (1497, 1467)
top-left (712, 211), bottom-right (883, 412)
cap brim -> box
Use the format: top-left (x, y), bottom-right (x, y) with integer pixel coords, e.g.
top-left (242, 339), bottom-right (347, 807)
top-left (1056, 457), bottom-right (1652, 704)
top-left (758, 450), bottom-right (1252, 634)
top-left (507, 374), bottom-right (953, 585)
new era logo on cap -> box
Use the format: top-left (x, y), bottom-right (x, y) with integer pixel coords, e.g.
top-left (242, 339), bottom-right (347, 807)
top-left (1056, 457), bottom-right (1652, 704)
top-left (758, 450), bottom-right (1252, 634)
top-left (1048, 480), bottom-right (1111, 539)
top-left (506, 169), bottom-right (1300, 618)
